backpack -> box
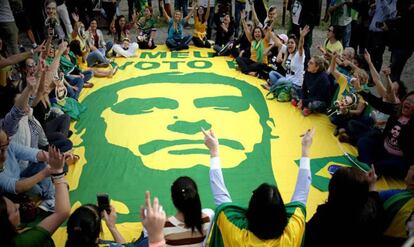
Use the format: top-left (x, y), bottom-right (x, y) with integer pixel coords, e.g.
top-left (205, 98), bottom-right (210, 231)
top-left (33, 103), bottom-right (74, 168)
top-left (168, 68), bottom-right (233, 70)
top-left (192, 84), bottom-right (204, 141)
top-left (266, 82), bottom-right (292, 102)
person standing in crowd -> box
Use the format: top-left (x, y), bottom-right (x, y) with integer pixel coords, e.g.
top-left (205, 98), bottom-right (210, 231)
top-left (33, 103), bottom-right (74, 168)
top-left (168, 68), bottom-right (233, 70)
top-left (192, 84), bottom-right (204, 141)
top-left (234, 0), bottom-right (246, 37)
top-left (192, 0), bottom-right (211, 48)
top-left (0, 0), bottom-right (19, 55)
top-left (366, 0), bottom-right (397, 71)
top-left (44, 0), bottom-right (66, 40)
top-left (386, 0), bottom-right (414, 82)
top-left (102, 0), bottom-right (118, 34)
top-left (161, 1), bottom-right (194, 51)
top-left (163, 176), bottom-right (214, 246)
top-left (136, 6), bottom-right (157, 49)
top-left (200, 0), bottom-right (215, 39)
top-left (10, 0), bottom-right (38, 50)
top-left (175, 0), bottom-right (189, 18)
top-left (328, 0), bottom-right (352, 47)
top-left (22, 0), bottom-right (45, 45)
top-left (56, 0), bottom-right (73, 37)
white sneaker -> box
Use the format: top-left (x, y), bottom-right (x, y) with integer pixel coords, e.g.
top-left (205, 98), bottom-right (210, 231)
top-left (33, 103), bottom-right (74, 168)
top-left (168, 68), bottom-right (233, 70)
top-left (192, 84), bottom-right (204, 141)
top-left (38, 198), bottom-right (55, 213)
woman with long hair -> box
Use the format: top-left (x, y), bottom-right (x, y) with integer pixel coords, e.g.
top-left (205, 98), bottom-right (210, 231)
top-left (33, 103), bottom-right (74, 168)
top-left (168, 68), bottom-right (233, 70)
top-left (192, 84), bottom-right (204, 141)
top-left (66, 191), bottom-right (166, 247)
top-left (111, 15), bottom-right (139, 57)
top-left (0, 146), bottom-right (70, 247)
top-left (204, 128), bottom-right (314, 246)
top-left (164, 176), bottom-right (214, 246)
top-left (136, 6), bottom-right (157, 49)
top-left (305, 166), bottom-right (384, 246)
top-left (161, 1), bottom-right (194, 51)
top-left (357, 90), bottom-right (414, 178)
top-left (192, 0), bottom-right (211, 48)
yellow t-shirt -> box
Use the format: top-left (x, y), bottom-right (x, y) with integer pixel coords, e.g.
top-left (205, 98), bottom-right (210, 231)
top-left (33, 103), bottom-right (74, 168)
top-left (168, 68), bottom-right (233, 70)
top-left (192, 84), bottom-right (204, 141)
top-left (325, 39), bottom-right (343, 55)
top-left (250, 39), bottom-right (269, 64)
top-left (193, 15), bottom-right (207, 40)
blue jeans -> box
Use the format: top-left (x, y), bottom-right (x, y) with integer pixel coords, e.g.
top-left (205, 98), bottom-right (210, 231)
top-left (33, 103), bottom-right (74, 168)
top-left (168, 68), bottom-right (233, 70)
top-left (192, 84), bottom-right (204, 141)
top-left (235, 2), bottom-right (246, 36)
top-left (65, 71), bottom-right (93, 99)
top-left (20, 162), bottom-right (55, 200)
top-left (166, 35), bottom-right (192, 51)
top-left (341, 22), bottom-right (352, 48)
top-left (86, 49), bottom-right (109, 67)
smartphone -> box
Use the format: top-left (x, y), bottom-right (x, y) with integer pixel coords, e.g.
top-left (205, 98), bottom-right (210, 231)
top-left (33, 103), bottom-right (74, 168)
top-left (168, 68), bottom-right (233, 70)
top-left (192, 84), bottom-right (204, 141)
top-left (97, 193), bottom-right (110, 214)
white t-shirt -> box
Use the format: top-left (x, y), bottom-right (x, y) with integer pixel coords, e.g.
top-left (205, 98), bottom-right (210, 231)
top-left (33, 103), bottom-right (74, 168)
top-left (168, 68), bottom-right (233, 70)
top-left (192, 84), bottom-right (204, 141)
top-left (281, 44), bottom-right (305, 87)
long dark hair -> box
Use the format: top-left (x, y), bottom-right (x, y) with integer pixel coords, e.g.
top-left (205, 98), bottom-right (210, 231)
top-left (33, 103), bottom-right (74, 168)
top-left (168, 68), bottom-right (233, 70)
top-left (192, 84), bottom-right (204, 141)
top-left (115, 15), bottom-right (127, 42)
top-left (328, 167), bottom-right (369, 211)
top-left (0, 196), bottom-right (17, 247)
top-left (66, 204), bottom-right (101, 247)
top-left (69, 40), bottom-right (82, 57)
top-left (171, 176), bottom-right (203, 235)
top-left (246, 183), bottom-right (287, 239)
top-left (197, 6), bottom-right (207, 23)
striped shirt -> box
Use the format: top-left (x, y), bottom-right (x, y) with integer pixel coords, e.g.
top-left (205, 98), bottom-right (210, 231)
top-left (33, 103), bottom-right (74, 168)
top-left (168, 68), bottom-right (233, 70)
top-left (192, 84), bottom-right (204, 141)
top-left (164, 209), bottom-right (214, 247)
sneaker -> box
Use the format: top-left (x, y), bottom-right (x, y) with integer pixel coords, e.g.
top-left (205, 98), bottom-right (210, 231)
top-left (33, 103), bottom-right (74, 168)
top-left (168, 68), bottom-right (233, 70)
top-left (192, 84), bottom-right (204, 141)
top-left (302, 107), bottom-right (312, 116)
top-left (291, 99), bottom-right (298, 107)
top-left (38, 198), bottom-right (55, 213)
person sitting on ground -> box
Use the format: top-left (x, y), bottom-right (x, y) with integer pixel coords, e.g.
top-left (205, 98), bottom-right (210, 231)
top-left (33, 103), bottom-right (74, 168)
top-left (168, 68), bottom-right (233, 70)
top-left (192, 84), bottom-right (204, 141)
top-left (163, 176), bottom-right (214, 246)
top-left (205, 128), bottom-right (314, 246)
top-left (296, 55), bottom-right (333, 116)
top-left (378, 165), bottom-right (414, 246)
top-left (161, 1), bottom-right (194, 51)
top-left (66, 191), bottom-right (167, 247)
top-left (111, 15), bottom-right (139, 57)
top-left (59, 40), bottom-right (94, 99)
top-left (304, 166), bottom-right (384, 246)
top-left (85, 19), bottom-right (114, 68)
top-left (357, 90), bottom-right (414, 179)
top-left (0, 127), bottom-right (60, 212)
top-left (214, 12), bottom-right (235, 48)
top-left (192, 0), bottom-right (211, 48)
top-left (0, 146), bottom-right (70, 247)
top-left (136, 6), bottom-right (157, 49)
top-left (327, 53), bottom-right (371, 143)
top-left (236, 11), bottom-right (283, 79)
top-left (267, 26), bottom-right (310, 102)
top-left (69, 40), bottom-right (116, 78)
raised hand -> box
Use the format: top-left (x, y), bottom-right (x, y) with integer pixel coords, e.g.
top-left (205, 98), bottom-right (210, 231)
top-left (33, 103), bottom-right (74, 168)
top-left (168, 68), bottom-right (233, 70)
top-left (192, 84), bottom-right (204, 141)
top-left (201, 128), bottom-right (219, 157)
top-left (102, 205), bottom-right (117, 229)
top-left (300, 25), bottom-right (310, 37)
top-left (34, 40), bottom-right (46, 54)
top-left (71, 12), bottom-right (79, 23)
top-left (363, 49), bottom-right (371, 62)
top-left (140, 191), bottom-right (166, 244)
top-left (48, 146), bottom-right (65, 173)
top-left (58, 40), bottom-right (68, 54)
top-left (301, 128), bottom-right (315, 157)
top-left (366, 165), bottom-right (378, 191)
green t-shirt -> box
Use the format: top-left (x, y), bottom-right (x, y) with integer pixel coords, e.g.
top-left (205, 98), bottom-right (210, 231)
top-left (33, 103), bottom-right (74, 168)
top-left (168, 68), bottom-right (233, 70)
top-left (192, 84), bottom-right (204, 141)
top-left (15, 226), bottom-right (54, 247)
top-left (138, 17), bottom-right (156, 34)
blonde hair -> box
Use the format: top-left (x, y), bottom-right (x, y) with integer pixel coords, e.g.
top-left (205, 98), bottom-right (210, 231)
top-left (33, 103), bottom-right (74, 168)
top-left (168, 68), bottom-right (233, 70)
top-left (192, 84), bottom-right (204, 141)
top-left (353, 69), bottom-right (369, 84)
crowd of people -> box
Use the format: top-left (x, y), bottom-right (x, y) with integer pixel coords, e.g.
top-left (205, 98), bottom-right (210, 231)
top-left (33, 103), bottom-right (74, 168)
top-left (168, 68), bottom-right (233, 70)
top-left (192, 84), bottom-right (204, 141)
top-left (0, 0), bottom-right (413, 246)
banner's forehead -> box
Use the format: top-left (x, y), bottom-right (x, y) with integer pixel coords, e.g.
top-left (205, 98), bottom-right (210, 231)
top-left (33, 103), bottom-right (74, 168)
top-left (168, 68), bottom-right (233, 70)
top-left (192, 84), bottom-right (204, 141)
top-left (116, 83), bottom-right (243, 102)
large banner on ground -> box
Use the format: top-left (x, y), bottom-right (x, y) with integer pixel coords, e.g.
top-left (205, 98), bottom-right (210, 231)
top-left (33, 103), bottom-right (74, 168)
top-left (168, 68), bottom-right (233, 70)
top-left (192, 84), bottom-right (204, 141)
top-left (52, 46), bottom-right (402, 245)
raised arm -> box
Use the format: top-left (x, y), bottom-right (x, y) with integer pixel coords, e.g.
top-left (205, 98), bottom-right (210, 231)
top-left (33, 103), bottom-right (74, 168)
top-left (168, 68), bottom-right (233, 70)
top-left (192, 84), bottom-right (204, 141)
top-left (203, 128), bottom-right (232, 206)
top-left (298, 25), bottom-right (310, 57)
top-left (364, 49), bottom-right (386, 98)
top-left (160, 1), bottom-right (171, 22)
top-left (184, 3), bottom-right (195, 22)
top-left (327, 52), bottom-right (341, 80)
top-left (102, 206), bottom-right (127, 244)
top-left (290, 128), bottom-right (314, 205)
top-left (0, 43), bottom-right (44, 68)
top-left (251, 2), bottom-right (261, 27)
top-left (241, 11), bottom-right (252, 43)
top-left (38, 146), bottom-right (71, 234)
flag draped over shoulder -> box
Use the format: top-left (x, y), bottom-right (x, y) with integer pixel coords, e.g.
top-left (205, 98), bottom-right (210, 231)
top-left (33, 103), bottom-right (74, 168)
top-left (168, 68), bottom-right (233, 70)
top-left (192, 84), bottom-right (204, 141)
top-left (383, 191), bottom-right (414, 239)
top-left (207, 201), bottom-right (306, 247)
